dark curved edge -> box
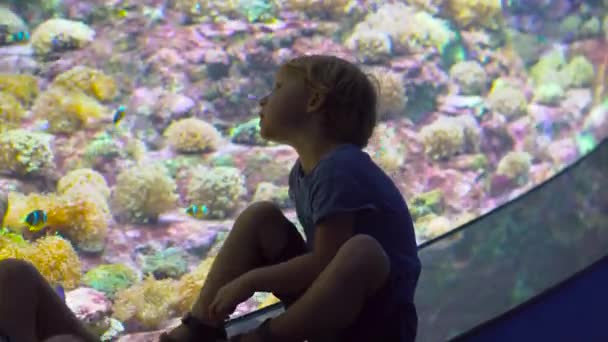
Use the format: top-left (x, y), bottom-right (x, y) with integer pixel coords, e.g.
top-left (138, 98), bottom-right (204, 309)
top-left (226, 136), bottom-right (607, 327)
top-left (417, 135), bottom-right (607, 250)
top-left (450, 252), bottom-right (608, 341)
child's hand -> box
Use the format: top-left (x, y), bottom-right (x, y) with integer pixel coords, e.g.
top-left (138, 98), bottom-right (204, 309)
top-left (209, 275), bottom-right (255, 321)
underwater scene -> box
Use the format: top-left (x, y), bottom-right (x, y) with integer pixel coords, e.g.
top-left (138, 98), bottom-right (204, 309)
top-left (1, 0), bottom-right (608, 340)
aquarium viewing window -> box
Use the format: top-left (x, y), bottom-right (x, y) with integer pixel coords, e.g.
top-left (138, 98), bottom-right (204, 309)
top-left (0, 0), bottom-right (607, 341)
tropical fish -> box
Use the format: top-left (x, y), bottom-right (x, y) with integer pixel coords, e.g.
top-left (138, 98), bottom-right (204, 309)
top-left (6, 31), bottom-right (29, 44)
top-left (0, 25), bottom-right (30, 45)
top-left (113, 105), bottom-right (126, 125)
top-left (186, 204), bottom-right (209, 219)
top-left (24, 210), bottom-right (48, 232)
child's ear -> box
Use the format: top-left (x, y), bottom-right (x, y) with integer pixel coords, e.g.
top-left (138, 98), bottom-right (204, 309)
top-left (306, 90), bottom-right (326, 113)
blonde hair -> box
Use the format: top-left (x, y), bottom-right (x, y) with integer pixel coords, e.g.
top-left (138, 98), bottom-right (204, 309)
top-left (282, 55), bottom-right (379, 148)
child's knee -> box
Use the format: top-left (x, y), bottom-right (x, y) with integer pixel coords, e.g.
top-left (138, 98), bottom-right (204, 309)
top-left (237, 201), bottom-right (305, 263)
top-left (340, 235), bottom-right (389, 275)
top-left (237, 201), bottom-right (287, 227)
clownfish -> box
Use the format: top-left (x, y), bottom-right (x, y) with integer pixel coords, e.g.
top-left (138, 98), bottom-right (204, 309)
top-left (186, 204), bottom-right (209, 219)
top-left (24, 209), bottom-right (48, 232)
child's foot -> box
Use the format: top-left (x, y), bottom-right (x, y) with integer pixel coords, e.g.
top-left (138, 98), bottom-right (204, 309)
top-left (160, 313), bottom-right (227, 342)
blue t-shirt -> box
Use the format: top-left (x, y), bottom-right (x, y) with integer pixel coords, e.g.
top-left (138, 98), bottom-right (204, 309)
top-left (288, 144), bottom-right (421, 305)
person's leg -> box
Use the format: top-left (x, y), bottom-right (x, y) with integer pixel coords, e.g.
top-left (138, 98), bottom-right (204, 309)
top-left (41, 335), bottom-right (85, 342)
top-left (163, 201), bottom-right (307, 340)
top-left (0, 259), bottom-right (98, 342)
top-left (265, 234), bottom-right (391, 342)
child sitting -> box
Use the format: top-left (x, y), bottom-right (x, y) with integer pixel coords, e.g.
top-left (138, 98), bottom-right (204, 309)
top-left (161, 54), bottom-right (421, 342)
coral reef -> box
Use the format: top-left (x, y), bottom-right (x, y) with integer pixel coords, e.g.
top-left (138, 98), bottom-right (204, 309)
top-left (82, 264), bottom-right (138, 298)
top-left (230, 118), bottom-right (268, 146)
top-left (0, 129), bottom-right (55, 177)
top-left (346, 3), bottom-right (455, 57)
top-left (2, 188), bottom-right (110, 253)
top-left (112, 276), bottom-right (180, 330)
top-left (186, 166), bottom-right (247, 219)
top-left (496, 151), bottom-right (532, 183)
top-left (0, 74), bottom-right (39, 105)
top-left (0, 0), bottom-right (604, 337)
top-left (252, 182), bottom-right (290, 208)
top-left (0, 91), bottom-right (25, 132)
top-left (444, 0), bottom-right (503, 29)
top-left (365, 122), bottom-right (407, 173)
top-left (30, 18), bottom-right (95, 56)
top-left (110, 163), bottom-right (178, 224)
top-left (140, 247), bottom-right (189, 280)
top-left (0, 234), bottom-right (82, 289)
top-left (31, 86), bottom-right (108, 134)
top-left (50, 66), bottom-right (118, 102)
top-left (56, 168), bottom-right (111, 200)
top-left (486, 79), bottom-right (529, 120)
top-left (364, 67), bottom-right (408, 118)
top-left (418, 115), bottom-right (481, 160)
top-left (0, 5), bottom-right (28, 32)
top-left (163, 117), bottom-right (222, 153)
top-left (449, 60), bottom-right (488, 95)
top-left (279, 0), bottom-right (349, 17)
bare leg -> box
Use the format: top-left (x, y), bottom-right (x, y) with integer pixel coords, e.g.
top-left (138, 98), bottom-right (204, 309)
top-left (0, 259), bottom-right (98, 342)
top-left (268, 235), bottom-right (390, 341)
top-left (164, 202), bottom-right (307, 339)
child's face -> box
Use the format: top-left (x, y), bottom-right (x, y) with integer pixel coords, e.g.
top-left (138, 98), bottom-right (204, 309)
top-left (258, 66), bottom-right (324, 144)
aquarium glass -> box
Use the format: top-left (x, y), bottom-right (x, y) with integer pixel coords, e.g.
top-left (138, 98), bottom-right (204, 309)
top-left (415, 138), bottom-right (608, 341)
top-left (0, 0), bottom-right (607, 340)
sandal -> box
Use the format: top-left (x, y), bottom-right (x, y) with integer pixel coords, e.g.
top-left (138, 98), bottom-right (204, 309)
top-left (160, 312), bottom-right (228, 342)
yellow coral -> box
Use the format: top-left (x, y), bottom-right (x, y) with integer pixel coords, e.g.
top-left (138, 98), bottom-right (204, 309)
top-left (346, 3), bottom-right (455, 56)
top-left (32, 86), bottom-right (107, 134)
top-left (3, 190), bottom-right (110, 253)
top-left (419, 116), bottom-right (466, 160)
top-left (444, 0), bottom-right (503, 29)
top-left (496, 151), bottom-right (532, 181)
top-left (57, 168), bottom-right (111, 200)
top-left (163, 117), bottom-right (222, 153)
top-left (0, 74), bottom-right (39, 105)
top-left (112, 255), bottom-right (216, 329)
top-left (0, 129), bottom-right (55, 177)
top-left (0, 91), bottom-right (25, 132)
top-left (30, 18), bottom-right (95, 56)
top-left (364, 67), bottom-right (407, 118)
top-left (51, 66), bottom-right (118, 102)
top-left (110, 163), bottom-right (178, 223)
top-left (0, 235), bottom-right (82, 289)
top-left (174, 256), bottom-right (215, 314)
top-left (112, 276), bottom-right (180, 329)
